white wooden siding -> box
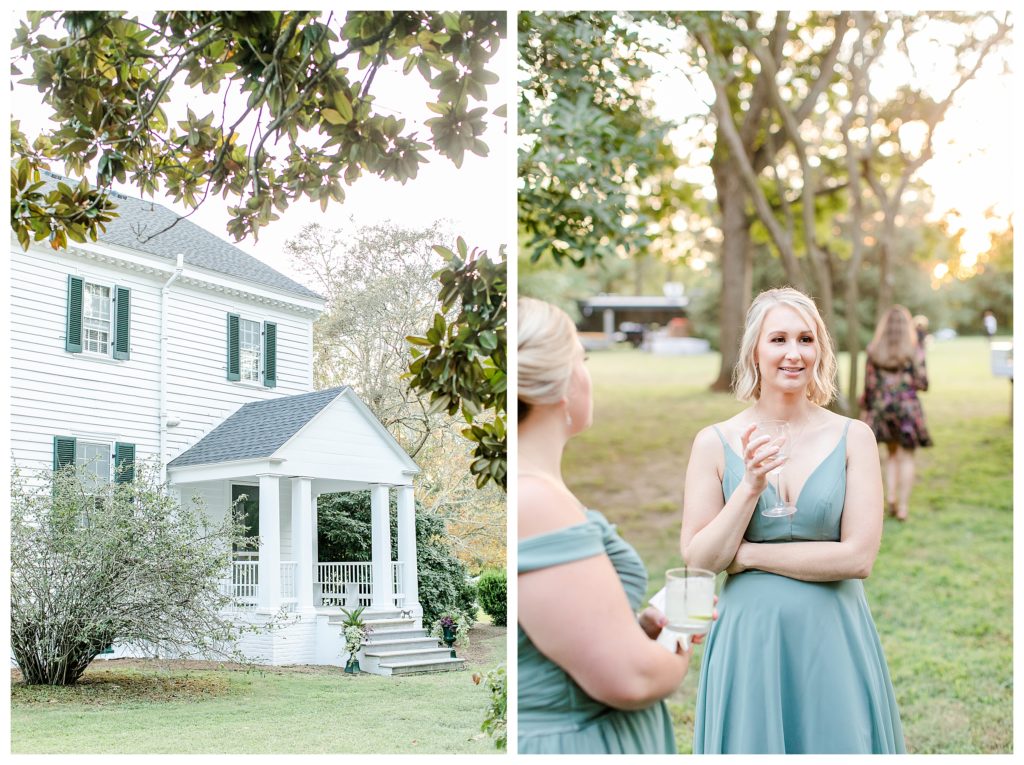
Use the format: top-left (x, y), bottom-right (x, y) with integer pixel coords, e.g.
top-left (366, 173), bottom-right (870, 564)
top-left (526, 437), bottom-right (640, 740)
top-left (11, 247), bottom-right (162, 472)
top-left (10, 243), bottom-right (316, 475)
top-left (163, 282), bottom-right (313, 463)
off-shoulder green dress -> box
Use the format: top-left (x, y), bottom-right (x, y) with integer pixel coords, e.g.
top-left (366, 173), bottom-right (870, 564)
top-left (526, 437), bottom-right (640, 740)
top-left (518, 510), bottom-right (676, 754)
top-left (694, 420), bottom-right (906, 754)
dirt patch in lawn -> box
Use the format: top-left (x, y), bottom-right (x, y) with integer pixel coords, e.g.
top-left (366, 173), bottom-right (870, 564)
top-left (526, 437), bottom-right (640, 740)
top-left (459, 622), bottom-right (506, 668)
top-left (11, 666), bottom-right (232, 705)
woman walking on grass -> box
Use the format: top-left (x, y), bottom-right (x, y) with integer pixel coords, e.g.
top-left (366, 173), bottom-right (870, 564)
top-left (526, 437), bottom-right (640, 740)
top-left (860, 305), bottom-right (933, 521)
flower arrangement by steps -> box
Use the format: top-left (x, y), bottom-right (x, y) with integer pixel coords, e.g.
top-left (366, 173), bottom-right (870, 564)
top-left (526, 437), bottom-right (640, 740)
top-left (340, 606), bottom-right (372, 673)
top-left (429, 612), bottom-right (472, 657)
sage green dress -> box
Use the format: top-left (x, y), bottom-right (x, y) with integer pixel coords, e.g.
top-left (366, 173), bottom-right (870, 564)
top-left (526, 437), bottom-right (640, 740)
top-left (518, 510), bottom-right (676, 754)
top-left (694, 420), bottom-right (906, 754)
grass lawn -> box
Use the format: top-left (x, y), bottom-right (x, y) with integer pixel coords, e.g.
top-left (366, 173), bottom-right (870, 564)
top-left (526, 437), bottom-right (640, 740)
top-left (562, 336), bottom-right (1012, 754)
top-left (10, 622), bottom-right (507, 754)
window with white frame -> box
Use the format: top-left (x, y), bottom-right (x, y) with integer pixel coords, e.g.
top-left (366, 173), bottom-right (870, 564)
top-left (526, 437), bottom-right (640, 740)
top-left (83, 282), bottom-right (112, 355)
top-left (76, 440), bottom-right (111, 487)
top-left (239, 318), bottom-right (261, 382)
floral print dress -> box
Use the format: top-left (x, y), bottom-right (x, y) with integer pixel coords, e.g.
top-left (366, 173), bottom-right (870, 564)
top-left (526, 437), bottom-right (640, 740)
top-left (860, 351), bottom-right (933, 449)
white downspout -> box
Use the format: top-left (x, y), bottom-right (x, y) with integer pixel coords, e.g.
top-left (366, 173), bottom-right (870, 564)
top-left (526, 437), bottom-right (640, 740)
top-left (159, 253), bottom-right (185, 484)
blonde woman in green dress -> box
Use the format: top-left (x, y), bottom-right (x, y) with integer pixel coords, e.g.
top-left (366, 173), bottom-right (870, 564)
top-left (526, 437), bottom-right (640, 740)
top-left (682, 287), bottom-right (905, 753)
top-left (518, 297), bottom-right (703, 754)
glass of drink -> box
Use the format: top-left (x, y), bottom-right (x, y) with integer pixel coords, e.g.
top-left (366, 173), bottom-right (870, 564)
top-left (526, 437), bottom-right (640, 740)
top-left (664, 567), bottom-right (716, 639)
top-left (756, 419), bottom-right (795, 517)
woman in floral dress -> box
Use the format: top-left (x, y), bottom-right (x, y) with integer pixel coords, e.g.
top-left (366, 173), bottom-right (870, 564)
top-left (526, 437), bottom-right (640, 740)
top-left (860, 305), bottom-right (932, 521)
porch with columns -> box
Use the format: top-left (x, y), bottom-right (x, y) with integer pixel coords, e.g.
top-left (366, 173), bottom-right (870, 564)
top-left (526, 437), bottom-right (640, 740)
top-left (164, 386), bottom-right (427, 666)
top-left (223, 477), bottom-right (420, 618)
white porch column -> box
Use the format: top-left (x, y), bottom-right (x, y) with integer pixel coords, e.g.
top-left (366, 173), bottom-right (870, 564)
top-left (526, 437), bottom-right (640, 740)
top-left (397, 484), bottom-right (420, 610)
top-left (258, 475), bottom-right (282, 611)
top-left (291, 477), bottom-right (315, 612)
top-left (370, 484), bottom-right (394, 608)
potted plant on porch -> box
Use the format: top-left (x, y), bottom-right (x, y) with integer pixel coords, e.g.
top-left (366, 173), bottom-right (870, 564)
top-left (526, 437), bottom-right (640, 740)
top-left (341, 606), bottom-right (370, 673)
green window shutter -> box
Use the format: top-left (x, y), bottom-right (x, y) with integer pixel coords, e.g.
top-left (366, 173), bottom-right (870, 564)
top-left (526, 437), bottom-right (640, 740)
top-left (65, 275), bottom-right (84, 353)
top-left (113, 286), bottom-right (131, 360)
top-left (264, 322), bottom-right (277, 388)
top-left (53, 436), bottom-right (77, 471)
top-left (226, 313), bottom-right (240, 381)
top-left (114, 442), bottom-right (136, 483)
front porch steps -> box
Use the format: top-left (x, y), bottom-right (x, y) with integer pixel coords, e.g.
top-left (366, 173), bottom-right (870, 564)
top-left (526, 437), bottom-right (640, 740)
top-left (328, 610), bottom-right (466, 676)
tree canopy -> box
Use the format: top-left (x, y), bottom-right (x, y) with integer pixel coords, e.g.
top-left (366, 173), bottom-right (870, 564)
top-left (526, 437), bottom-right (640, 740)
top-left (11, 10), bottom-right (505, 249)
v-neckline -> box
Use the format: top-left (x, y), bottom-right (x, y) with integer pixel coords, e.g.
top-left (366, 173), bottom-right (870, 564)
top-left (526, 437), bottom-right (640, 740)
top-left (722, 432), bottom-right (846, 510)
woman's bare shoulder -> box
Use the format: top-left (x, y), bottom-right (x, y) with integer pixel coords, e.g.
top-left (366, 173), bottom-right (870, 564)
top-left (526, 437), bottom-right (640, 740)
top-left (518, 474), bottom-right (589, 540)
top-left (695, 411), bottom-right (751, 451)
top-left (844, 416), bottom-right (878, 449)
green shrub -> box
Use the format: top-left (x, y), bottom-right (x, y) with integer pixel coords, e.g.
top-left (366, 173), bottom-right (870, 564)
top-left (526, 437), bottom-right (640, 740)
top-left (317, 491), bottom-right (476, 626)
top-left (476, 569), bottom-right (507, 627)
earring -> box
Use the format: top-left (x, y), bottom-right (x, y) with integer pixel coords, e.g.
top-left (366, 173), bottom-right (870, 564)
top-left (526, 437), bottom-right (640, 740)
top-left (566, 411), bottom-right (573, 428)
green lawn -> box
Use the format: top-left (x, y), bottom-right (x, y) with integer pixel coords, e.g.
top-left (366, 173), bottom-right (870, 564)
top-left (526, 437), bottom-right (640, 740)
top-left (563, 336), bottom-right (1012, 754)
top-left (11, 623), bottom-right (507, 754)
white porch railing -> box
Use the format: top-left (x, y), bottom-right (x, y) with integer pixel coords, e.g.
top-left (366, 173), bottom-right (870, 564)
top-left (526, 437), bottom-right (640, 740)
top-left (392, 561), bottom-right (405, 608)
top-left (222, 560), bottom-right (298, 611)
top-left (317, 562), bottom-right (372, 608)
top-left (223, 560), bottom-right (258, 611)
top-left (316, 561), bottom-right (406, 609)
top-left (223, 560), bottom-right (407, 610)
top-left (280, 561), bottom-right (298, 607)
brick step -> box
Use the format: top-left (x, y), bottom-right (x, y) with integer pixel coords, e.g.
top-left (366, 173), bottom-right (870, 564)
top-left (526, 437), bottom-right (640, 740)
top-left (379, 657), bottom-right (465, 676)
top-left (363, 647), bottom-right (453, 662)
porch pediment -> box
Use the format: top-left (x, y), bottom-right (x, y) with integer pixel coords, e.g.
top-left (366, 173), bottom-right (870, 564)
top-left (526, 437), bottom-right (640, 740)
top-left (167, 387), bottom-right (418, 486)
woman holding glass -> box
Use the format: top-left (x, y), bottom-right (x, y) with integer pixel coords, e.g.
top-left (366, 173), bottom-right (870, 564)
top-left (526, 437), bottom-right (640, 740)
top-left (681, 287), bottom-right (905, 753)
top-left (518, 297), bottom-right (703, 754)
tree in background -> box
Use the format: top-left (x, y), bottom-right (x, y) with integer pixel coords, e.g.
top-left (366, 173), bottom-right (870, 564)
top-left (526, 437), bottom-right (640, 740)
top-left (11, 463), bottom-right (256, 686)
top-left (287, 220), bottom-right (505, 570)
top-left (288, 219), bottom-right (449, 457)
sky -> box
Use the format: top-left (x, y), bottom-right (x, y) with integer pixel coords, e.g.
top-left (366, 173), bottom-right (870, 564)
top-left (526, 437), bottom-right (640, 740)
top-left (11, 12), bottom-right (512, 290)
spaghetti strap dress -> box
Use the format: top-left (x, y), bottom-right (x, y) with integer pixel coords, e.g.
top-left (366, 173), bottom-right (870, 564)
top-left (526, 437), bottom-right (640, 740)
top-left (693, 420), bottom-right (906, 754)
top-left (518, 510), bottom-right (676, 754)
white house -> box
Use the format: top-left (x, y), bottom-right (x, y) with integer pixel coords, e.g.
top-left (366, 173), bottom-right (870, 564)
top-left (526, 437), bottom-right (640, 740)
top-left (10, 171), bottom-right (462, 674)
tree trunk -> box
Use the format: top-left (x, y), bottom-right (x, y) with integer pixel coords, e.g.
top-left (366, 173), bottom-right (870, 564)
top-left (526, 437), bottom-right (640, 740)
top-left (711, 162), bottom-right (753, 392)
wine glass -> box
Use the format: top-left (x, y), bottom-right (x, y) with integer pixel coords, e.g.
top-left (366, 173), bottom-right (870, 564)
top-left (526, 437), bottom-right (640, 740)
top-left (756, 419), bottom-right (795, 517)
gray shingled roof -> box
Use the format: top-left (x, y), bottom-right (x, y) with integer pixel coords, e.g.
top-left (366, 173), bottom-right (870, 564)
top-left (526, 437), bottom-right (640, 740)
top-left (39, 170), bottom-right (322, 301)
top-left (168, 387), bottom-right (348, 468)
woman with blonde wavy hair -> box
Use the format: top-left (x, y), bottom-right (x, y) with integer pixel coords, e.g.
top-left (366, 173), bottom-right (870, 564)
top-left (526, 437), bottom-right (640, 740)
top-left (681, 287), bottom-right (905, 753)
top-left (517, 296), bottom-right (706, 754)
top-left (860, 304), bottom-right (932, 521)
